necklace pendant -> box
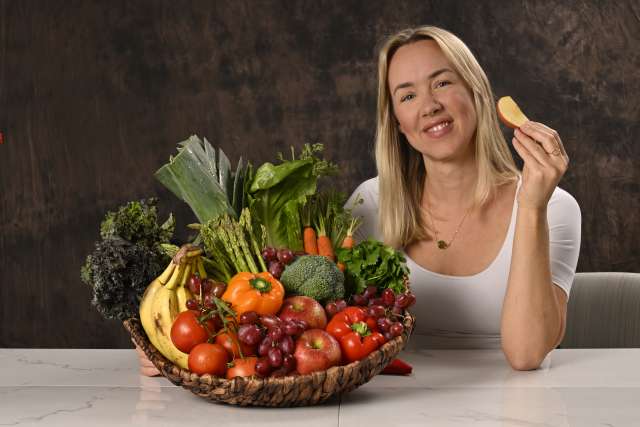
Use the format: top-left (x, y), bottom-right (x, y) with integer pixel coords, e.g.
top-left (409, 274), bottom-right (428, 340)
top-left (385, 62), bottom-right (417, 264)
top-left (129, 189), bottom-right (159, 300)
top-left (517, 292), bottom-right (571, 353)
top-left (437, 240), bottom-right (449, 250)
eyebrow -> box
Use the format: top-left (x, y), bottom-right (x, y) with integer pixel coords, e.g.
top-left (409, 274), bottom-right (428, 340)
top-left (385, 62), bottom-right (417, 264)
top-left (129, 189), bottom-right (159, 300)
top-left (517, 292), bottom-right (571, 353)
top-left (392, 68), bottom-right (454, 96)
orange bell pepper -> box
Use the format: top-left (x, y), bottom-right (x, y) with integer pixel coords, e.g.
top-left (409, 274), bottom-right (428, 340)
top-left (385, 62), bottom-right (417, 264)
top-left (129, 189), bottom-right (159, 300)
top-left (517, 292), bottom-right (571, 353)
top-left (221, 272), bottom-right (285, 316)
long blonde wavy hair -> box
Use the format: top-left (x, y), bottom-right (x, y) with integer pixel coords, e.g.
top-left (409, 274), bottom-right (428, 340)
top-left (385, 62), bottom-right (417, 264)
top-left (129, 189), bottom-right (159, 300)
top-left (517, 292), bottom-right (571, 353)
top-left (375, 26), bottom-right (519, 248)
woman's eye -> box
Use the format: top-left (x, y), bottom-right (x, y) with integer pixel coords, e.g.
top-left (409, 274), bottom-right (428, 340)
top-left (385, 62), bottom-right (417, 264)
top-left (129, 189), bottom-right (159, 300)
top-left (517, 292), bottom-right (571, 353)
top-left (434, 80), bottom-right (451, 89)
top-left (400, 93), bottom-right (415, 102)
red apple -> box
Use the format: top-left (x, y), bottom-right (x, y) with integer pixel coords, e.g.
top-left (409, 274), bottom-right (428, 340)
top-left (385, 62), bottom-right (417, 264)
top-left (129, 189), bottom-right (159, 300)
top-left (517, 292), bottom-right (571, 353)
top-left (278, 296), bottom-right (327, 330)
top-left (294, 329), bottom-right (342, 374)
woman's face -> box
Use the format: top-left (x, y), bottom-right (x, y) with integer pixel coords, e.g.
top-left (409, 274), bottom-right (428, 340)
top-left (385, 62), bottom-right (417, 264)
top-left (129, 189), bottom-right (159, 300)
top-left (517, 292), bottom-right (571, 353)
top-left (388, 40), bottom-right (477, 161)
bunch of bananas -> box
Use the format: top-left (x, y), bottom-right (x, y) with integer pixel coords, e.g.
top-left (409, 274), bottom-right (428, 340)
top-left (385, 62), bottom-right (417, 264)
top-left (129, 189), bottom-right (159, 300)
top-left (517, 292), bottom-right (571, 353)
top-left (139, 244), bottom-right (207, 369)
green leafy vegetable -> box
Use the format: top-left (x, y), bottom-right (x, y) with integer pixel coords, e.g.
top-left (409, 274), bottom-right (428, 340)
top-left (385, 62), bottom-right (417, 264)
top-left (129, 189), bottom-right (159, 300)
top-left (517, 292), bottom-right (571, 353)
top-left (81, 199), bottom-right (174, 320)
top-left (154, 135), bottom-right (249, 223)
top-left (336, 238), bottom-right (410, 296)
top-left (99, 198), bottom-right (174, 247)
top-left (248, 144), bottom-right (337, 251)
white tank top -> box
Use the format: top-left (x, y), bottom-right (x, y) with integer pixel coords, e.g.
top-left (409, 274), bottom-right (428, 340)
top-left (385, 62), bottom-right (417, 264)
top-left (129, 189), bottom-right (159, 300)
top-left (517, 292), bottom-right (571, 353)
top-left (345, 176), bottom-right (581, 349)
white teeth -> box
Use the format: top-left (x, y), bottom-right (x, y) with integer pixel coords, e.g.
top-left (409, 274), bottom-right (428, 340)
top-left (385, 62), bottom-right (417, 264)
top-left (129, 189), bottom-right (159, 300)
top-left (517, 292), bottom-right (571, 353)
top-left (427, 121), bottom-right (451, 133)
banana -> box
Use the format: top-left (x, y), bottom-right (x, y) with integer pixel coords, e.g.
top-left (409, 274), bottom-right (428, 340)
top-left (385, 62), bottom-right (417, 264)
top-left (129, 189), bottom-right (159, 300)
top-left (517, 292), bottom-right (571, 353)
top-left (139, 245), bottom-right (204, 370)
top-left (139, 261), bottom-right (176, 359)
top-left (176, 260), bottom-right (194, 313)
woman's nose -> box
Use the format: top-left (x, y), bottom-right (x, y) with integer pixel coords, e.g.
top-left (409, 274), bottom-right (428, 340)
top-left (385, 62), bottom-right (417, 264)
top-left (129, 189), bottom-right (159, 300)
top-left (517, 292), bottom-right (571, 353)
top-left (421, 96), bottom-right (443, 117)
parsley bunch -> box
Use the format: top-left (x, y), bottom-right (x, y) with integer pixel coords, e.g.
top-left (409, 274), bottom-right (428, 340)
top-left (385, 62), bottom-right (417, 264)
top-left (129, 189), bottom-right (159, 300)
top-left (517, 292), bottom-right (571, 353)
top-left (336, 238), bottom-right (410, 297)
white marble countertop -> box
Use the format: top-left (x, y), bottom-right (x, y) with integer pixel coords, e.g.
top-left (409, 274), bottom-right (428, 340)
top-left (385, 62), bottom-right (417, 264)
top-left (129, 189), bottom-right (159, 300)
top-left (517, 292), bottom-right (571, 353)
top-left (1, 347), bottom-right (639, 426)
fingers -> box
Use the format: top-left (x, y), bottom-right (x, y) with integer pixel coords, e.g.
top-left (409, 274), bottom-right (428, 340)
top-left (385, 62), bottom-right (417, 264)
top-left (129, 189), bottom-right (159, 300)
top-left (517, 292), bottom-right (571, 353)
top-left (513, 128), bottom-right (550, 166)
top-left (519, 121), bottom-right (568, 161)
top-left (140, 366), bottom-right (162, 377)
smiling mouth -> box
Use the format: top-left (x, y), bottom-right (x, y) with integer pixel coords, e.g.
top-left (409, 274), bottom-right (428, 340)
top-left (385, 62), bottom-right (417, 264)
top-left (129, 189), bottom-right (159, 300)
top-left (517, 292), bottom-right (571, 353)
top-left (424, 121), bottom-right (453, 134)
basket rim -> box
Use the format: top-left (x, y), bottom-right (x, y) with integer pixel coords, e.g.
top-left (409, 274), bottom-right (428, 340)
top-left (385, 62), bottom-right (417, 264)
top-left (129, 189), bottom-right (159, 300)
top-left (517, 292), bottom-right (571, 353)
top-left (125, 310), bottom-right (415, 386)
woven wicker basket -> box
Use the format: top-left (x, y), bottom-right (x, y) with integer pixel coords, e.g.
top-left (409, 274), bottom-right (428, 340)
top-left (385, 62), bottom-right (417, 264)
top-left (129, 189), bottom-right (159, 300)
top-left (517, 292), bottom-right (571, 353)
top-left (124, 311), bottom-right (414, 407)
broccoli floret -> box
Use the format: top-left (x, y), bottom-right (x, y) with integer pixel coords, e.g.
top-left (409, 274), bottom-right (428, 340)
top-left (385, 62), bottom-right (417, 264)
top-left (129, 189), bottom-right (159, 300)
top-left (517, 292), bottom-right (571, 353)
top-left (100, 198), bottom-right (174, 249)
top-left (81, 238), bottom-right (166, 320)
top-left (279, 255), bottom-right (345, 303)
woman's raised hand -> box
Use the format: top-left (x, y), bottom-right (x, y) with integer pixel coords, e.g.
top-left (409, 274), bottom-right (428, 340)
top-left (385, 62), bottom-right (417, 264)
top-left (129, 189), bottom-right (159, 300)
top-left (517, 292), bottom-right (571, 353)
top-left (511, 121), bottom-right (569, 211)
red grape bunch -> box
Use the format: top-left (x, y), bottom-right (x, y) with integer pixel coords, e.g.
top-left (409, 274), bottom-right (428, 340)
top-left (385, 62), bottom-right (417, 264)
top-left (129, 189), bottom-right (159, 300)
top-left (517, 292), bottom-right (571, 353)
top-left (261, 247), bottom-right (297, 279)
top-left (236, 311), bottom-right (308, 377)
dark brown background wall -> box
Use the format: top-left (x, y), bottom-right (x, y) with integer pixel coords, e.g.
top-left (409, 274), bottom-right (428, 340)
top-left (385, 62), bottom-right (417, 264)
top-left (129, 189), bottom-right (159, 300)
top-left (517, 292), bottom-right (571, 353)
top-left (1, 0), bottom-right (638, 348)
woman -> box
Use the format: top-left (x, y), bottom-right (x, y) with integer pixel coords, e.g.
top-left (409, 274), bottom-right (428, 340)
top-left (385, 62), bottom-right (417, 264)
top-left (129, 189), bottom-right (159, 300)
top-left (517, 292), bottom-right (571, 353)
top-left (347, 25), bottom-right (581, 370)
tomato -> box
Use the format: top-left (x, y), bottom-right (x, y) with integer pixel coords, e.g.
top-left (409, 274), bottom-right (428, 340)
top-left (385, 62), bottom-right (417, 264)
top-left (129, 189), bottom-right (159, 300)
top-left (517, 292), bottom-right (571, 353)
top-left (170, 310), bottom-right (214, 353)
top-left (188, 343), bottom-right (229, 376)
top-left (216, 331), bottom-right (257, 358)
top-left (226, 357), bottom-right (258, 379)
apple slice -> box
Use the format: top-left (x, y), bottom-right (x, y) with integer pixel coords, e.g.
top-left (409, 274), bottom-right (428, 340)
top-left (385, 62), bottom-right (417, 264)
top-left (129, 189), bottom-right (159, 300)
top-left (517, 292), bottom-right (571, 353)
top-left (497, 96), bottom-right (529, 129)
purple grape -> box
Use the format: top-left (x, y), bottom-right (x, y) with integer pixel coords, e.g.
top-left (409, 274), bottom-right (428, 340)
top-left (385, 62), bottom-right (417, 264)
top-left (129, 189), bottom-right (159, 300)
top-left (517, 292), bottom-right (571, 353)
top-left (283, 321), bottom-right (301, 337)
top-left (406, 292), bottom-right (416, 307)
top-left (261, 247), bottom-right (277, 262)
top-left (260, 314), bottom-right (282, 330)
top-left (211, 282), bottom-right (227, 298)
top-left (188, 274), bottom-right (201, 294)
top-left (268, 260), bottom-right (285, 278)
top-left (352, 294), bottom-right (368, 306)
top-left (239, 311), bottom-right (259, 325)
top-left (390, 322), bottom-right (404, 337)
top-left (377, 317), bottom-right (392, 332)
top-left (369, 297), bottom-right (384, 306)
top-left (395, 294), bottom-right (410, 309)
top-left (279, 335), bottom-right (295, 355)
top-left (258, 337), bottom-right (273, 357)
top-left (238, 324), bottom-right (263, 346)
top-left (203, 293), bottom-right (215, 309)
top-left (325, 302), bottom-right (339, 318)
top-left (186, 299), bottom-right (199, 310)
top-left (255, 358), bottom-right (271, 376)
top-left (268, 326), bottom-right (284, 342)
top-left (282, 354), bottom-right (296, 372)
top-left (363, 285), bottom-right (378, 300)
top-left (335, 299), bottom-right (348, 312)
top-left (277, 248), bottom-right (294, 264)
top-left (268, 347), bottom-right (283, 368)
top-left (383, 331), bottom-right (395, 341)
top-left (381, 289), bottom-right (396, 307)
top-left (367, 305), bottom-right (386, 319)
top-left (295, 320), bottom-right (309, 331)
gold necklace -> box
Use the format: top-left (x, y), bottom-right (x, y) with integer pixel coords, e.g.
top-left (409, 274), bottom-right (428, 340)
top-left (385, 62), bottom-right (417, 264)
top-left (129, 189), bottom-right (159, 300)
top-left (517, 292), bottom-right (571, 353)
top-left (424, 197), bottom-right (473, 250)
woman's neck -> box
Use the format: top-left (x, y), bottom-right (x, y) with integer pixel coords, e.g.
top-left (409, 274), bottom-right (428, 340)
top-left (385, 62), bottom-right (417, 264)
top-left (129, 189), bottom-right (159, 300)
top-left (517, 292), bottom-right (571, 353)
top-left (422, 155), bottom-right (478, 214)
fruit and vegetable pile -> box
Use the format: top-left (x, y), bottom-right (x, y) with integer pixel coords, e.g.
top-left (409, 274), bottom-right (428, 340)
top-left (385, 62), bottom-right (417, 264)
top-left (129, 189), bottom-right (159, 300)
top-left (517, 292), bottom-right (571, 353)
top-left (82, 136), bottom-right (415, 380)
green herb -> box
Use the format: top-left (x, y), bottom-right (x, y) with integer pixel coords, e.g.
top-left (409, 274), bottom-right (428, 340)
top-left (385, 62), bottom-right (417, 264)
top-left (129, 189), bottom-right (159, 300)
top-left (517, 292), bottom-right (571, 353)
top-left (336, 238), bottom-right (410, 296)
top-left (248, 144), bottom-right (337, 251)
top-left (154, 135), bottom-right (250, 223)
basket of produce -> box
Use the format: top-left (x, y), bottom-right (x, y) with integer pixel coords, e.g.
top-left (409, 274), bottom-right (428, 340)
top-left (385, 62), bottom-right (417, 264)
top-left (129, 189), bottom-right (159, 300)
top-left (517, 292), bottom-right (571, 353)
top-left (82, 137), bottom-right (415, 407)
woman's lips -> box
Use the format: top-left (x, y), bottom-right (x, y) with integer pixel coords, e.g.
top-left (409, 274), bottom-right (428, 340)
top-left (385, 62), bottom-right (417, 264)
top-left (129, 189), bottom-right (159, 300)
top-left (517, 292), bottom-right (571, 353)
top-left (423, 120), bottom-right (453, 138)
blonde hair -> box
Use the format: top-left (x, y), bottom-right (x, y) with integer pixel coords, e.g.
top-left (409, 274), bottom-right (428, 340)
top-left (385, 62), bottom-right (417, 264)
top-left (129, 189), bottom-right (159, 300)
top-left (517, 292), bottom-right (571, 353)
top-left (374, 26), bottom-right (519, 248)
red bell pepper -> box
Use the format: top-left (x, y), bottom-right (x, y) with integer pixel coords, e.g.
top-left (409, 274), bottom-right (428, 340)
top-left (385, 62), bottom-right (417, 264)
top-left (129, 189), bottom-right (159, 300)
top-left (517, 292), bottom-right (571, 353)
top-left (326, 306), bottom-right (386, 363)
top-left (381, 358), bottom-right (413, 375)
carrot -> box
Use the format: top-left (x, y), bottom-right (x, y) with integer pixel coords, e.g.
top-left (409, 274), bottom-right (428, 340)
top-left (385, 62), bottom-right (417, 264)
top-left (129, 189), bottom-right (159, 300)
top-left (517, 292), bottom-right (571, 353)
top-left (341, 217), bottom-right (361, 249)
top-left (337, 262), bottom-right (346, 272)
top-left (341, 235), bottom-right (355, 249)
top-left (316, 217), bottom-right (335, 261)
top-left (303, 226), bottom-right (319, 255)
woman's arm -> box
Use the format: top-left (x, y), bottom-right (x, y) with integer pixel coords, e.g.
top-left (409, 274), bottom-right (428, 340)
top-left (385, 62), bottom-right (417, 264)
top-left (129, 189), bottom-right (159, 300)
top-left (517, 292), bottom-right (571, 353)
top-left (501, 121), bottom-right (571, 370)
top-left (501, 207), bottom-right (567, 370)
